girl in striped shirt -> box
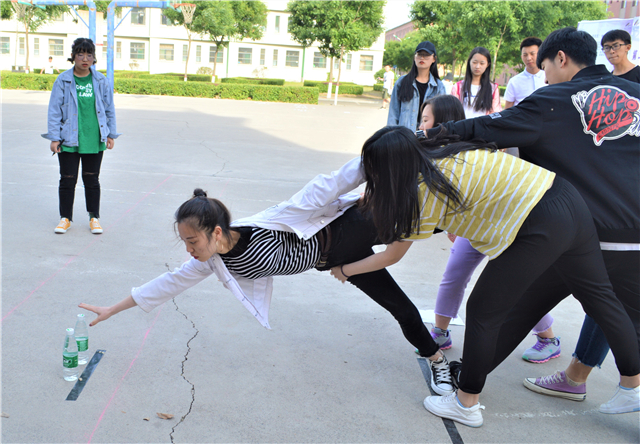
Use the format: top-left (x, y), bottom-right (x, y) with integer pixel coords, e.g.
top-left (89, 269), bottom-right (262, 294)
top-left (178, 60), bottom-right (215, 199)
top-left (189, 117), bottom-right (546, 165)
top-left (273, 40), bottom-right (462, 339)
top-left (331, 126), bottom-right (640, 427)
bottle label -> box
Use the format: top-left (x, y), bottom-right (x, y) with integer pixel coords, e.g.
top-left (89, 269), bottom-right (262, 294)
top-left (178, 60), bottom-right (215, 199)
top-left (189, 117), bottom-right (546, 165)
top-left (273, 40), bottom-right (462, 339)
top-left (77, 338), bottom-right (88, 352)
top-left (63, 355), bottom-right (78, 368)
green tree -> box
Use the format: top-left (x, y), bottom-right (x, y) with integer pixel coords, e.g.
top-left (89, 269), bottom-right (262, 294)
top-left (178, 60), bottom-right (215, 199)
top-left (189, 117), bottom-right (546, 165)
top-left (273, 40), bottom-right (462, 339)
top-left (2, 2), bottom-right (68, 72)
top-left (287, 0), bottom-right (321, 81)
top-left (411, 1), bottom-right (607, 82)
top-left (287, 0), bottom-right (385, 99)
top-left (164, 1), bottom-right (266, 82)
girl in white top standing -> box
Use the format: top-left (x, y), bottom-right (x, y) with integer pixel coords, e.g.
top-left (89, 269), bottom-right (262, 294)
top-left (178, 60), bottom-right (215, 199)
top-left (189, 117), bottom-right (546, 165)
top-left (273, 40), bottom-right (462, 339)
top-left (451, 47), bottom-right (502, 118)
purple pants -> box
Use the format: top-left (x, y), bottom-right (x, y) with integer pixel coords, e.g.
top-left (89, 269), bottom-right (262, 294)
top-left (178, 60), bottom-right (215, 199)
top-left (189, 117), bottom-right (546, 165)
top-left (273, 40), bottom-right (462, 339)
top-left (435, 237), bottom-right (554, 334)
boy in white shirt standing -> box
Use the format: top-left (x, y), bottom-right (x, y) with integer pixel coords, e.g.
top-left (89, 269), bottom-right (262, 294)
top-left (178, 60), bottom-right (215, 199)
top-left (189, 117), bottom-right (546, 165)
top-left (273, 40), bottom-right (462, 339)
top-left (504, 37), bottom-right (546, 108)
top-left (379, 65), bottom-right (394, 109)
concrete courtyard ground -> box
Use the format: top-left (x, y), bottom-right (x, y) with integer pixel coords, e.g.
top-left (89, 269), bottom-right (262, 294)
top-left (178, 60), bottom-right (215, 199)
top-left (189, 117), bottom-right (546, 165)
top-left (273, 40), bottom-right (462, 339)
top-left (2, 90), bottom-right (638, 443)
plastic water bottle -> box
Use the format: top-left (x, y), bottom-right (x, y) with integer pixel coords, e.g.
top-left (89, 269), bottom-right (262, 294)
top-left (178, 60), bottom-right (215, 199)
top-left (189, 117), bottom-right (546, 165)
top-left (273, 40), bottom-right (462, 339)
top-left (75, 314), bottom-right (89, 365)
top-left (63, 328), bottom-right (79, 381)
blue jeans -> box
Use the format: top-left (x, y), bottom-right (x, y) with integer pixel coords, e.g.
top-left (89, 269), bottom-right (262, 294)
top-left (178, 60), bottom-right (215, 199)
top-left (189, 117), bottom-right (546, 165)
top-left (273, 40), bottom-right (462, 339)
top-left (573, 250), bottom-right (640, 368)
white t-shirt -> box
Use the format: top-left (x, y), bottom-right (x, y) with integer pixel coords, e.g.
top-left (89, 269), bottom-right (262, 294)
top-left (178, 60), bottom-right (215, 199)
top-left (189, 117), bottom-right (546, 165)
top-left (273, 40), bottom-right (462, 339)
top-left (44, 64), bottom-right (56, 74)
top-left (504, 69), bottom-right (546, 106)
top-left (462, 84), bottom-right (486, 118)
top-left (383, 71), bottom-right (394, 93)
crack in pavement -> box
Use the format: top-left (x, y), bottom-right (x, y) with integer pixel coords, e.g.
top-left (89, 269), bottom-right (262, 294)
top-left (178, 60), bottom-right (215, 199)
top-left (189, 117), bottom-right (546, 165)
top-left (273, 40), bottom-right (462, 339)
top-left (169, 297), bottom-right (199, 443)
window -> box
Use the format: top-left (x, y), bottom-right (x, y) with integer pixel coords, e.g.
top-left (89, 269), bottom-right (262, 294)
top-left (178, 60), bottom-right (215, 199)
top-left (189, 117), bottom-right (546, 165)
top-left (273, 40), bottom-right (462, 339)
top-left (49, 39), bottom-right (64, 56)
top-left (209, 46), bottom-right (223, 63)
top-left (159, 44), bottom-right (174, 61)
top-left (334, 57), bottom-right (340, 70)
top-left (131, 7), bottom-right (145, 25)
top-left (273, 49), bottom-right (278, 66)
top-left (102, 40), bottom-right (107, 56)
top-left (161, 13), bottom-right (172, 26)
top-left (130, 42), bottom-right (145, 60)
top-left (183, 44), bottom-right (188, 62)
top-left (260, 48), bottom-right (265, 65)
top-left (116, 41), bottom-right (121, 59)
top-left (313, 52), bottom-right (326, 68)
top-left (346, 54), bottom-right (352, 70)
top-left (285, 50), bottom-right (299, 67)
top-left (196, 45), bottom-right (201, 62)
top-left (275, 15), bottom-right (280, 32)
top-left (19, 37), bottom-right (24, 55)
top-left (359, 54), bottom-right (373, 71)
top-left (1, 37), bottom-right (10, 54)
top-left (34, 38), bottom-right (39, 56)
top-left (54, 12), bottom-right (64, 21)
top-left (238, 47), bottom-right (252, 64)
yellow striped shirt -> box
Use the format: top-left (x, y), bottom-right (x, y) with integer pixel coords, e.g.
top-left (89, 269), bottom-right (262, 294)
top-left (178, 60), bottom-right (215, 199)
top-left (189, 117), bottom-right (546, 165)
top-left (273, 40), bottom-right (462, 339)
top-left (405, 150), bottom-right (555, 259)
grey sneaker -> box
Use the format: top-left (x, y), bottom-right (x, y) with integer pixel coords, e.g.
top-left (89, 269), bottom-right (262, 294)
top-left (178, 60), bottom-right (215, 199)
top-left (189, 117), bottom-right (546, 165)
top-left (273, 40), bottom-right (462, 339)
top-left (424, 392), bottom-right (485, 427)
top-left (599, 384), bottom-right (640, 414)
top-left (430, 327), bottom-right (452, 350)
top-left (522, 336), bottom-right (561, 363)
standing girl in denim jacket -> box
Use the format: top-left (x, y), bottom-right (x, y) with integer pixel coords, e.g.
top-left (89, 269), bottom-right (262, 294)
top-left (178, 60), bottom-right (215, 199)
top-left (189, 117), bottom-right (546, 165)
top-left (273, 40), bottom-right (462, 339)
top-left (42, 38), bottom-right (119, 234)
top-left (387, 41), bottom-right (446, 131)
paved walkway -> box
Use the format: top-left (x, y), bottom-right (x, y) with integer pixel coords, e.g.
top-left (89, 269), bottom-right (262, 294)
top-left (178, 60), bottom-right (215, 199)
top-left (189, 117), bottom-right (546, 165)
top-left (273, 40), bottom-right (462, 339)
top-left (2, 91), bottom-right (638, 443)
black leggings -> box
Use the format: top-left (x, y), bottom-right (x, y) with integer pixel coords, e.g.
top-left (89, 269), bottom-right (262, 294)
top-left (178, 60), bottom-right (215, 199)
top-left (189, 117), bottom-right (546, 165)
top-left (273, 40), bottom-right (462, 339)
top-left (458, 177), bottom-right (640, 394)
top-left (58, 151), bottom-right (103, 220)
top-left (316, 206), bottom-right (440, 358)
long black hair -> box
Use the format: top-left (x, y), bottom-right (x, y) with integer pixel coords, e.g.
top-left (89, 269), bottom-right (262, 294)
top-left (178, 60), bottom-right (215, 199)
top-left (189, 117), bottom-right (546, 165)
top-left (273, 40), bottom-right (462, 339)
top-left (360, 126), bottom-right (496, 243)
top-left (397, 50), bottom-right (441, 103)
top-left (419, 95), bottom-right (466, 127)
top-left (461, 47), bottom-right (493, 113)
top-left (174, 188), bottom-right (235, 243)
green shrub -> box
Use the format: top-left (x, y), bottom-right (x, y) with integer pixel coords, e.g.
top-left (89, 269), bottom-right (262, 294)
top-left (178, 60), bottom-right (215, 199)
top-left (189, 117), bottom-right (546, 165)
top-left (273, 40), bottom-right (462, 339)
top-left (498, 85), bottom-right (506, 97)
top-left (0, 72), bottom-right (318, 104)
top-left (302, 80), bottom-right (363, 95)
top-left (136, 74), bottom-right (216, 82)
top-left (1, 72), bottom-right (57, 90)
top-left (221, 77), bottom-right (285, 86)
top-left (112, 71), bottom-right (150, 78)
top-left (373, 83), bottom-right (384, 92)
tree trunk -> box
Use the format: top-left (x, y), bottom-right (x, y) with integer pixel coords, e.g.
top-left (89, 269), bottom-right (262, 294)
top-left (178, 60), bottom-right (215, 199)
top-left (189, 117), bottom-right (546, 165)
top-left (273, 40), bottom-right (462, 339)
top-left (212, 47), bottom-right (218, 82)
top-left (327, 56), bottom-right (334, 99)
top-left (333, 47), bottom-right (344, 106)
top-left (184, 30), bottom-right (191, 82)
top-left (492, 23), bottom-right (508, 82)
top-left (24, 19), bottom-right (30, 72)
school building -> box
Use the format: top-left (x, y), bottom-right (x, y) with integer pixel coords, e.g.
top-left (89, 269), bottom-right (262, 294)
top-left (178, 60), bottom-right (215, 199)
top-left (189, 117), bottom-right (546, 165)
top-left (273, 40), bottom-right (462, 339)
top-left (1, 1), bottom-right (385, 85)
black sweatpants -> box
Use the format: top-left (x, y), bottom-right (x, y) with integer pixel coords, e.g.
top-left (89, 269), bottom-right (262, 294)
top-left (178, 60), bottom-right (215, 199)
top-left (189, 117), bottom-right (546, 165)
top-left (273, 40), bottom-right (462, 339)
top-left (458, 177), bottom-right (640, 394)
top-left (58, 150), bottom-right (104, 221)
top-left (316, 206), bottom-right (440, 358)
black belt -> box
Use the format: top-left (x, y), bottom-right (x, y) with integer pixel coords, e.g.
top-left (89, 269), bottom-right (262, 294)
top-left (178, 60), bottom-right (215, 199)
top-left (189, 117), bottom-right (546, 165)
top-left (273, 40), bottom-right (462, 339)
top-left (315, 225), bottom-right (332, 268)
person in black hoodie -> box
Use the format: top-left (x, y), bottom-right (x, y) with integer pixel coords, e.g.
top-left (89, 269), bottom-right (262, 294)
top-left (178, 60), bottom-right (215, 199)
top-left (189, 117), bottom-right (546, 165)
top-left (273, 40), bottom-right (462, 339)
top-left (426, 27), bottom-right (640, 416)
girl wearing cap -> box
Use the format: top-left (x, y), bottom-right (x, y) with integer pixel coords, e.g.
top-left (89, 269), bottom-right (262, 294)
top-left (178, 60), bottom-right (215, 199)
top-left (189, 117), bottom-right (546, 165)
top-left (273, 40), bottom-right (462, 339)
top-left (42, 38), bottom-right (119, 235)
top-left (387, 41), bottom-right (446, 131)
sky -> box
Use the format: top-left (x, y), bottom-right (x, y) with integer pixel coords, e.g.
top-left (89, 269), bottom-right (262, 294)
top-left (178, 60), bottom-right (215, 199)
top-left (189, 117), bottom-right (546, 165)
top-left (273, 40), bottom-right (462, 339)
top-left (383, 0), bottom-right (415, 31)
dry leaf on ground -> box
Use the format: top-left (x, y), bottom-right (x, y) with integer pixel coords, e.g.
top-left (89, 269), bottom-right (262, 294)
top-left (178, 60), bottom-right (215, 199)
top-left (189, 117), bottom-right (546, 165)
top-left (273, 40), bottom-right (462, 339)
top-left (157, 412), bottom-right (174, 420)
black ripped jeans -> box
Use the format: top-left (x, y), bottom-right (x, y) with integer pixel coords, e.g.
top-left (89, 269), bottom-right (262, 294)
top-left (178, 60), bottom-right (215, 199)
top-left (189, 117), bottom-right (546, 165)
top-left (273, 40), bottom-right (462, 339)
top-left (316, 206), bottom-right (439, 358)
top-left (58, 151), bottom-right (103, 221)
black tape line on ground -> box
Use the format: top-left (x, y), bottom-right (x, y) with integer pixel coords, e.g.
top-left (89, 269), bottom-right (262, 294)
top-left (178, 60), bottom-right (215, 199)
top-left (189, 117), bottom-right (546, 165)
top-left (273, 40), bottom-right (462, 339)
top-left (66, 350), bottom-right (106, 401)
top-left (417, 357), bottom-right (464, 444)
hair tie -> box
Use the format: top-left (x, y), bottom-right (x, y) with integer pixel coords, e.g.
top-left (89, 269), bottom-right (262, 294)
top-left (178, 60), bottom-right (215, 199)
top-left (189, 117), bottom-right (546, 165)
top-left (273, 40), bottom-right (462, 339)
top-left (340, 265), bottom-right (351, 279)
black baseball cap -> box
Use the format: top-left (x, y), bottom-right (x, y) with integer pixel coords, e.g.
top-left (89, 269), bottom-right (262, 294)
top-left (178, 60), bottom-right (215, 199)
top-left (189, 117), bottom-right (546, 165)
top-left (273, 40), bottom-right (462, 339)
top-left (415, 41), bottom-right (436, 56)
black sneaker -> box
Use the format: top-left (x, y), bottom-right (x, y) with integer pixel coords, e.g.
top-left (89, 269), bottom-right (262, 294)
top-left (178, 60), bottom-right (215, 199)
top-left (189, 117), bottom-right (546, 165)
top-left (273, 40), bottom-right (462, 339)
top-left (429, 355), bottom-right (455, 396)
top-left (449, 360), bottom-right (463, 389)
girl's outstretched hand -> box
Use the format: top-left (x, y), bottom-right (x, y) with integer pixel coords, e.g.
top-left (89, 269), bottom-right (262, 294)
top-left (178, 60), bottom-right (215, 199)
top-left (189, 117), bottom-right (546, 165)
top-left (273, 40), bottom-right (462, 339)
top-left (78, 303), bottom-right (112, 326)
top-left (330, 266), bottom-right (349, 283)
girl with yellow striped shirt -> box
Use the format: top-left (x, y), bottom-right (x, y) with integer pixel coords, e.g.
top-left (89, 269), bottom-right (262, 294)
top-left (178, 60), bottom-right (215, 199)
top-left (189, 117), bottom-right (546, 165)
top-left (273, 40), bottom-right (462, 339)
top-left (331, 126), bottom-right (640, 427)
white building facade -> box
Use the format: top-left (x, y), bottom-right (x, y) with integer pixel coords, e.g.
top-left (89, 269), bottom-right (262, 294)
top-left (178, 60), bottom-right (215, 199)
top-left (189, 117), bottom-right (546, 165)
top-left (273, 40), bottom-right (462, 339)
top-left (1, 1), bottom-right (385, 85)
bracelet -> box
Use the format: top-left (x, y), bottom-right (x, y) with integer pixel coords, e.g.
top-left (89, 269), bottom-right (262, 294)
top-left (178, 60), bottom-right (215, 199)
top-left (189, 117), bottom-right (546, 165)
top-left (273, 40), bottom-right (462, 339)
top-left (340, 264), bottom-right (351, 278)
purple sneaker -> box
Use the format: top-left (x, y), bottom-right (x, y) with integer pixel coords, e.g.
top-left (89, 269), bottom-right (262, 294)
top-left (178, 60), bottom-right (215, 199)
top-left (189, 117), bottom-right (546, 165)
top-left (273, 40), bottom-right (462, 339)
top-left (431, 327), bottom-right (452, 350)
top-left (523, 371), bottom-right (586, 401)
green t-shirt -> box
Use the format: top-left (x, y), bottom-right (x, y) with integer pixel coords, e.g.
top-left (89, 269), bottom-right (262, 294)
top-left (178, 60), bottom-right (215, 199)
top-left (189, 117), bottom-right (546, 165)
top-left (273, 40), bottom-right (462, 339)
top-left (61, 73), bottom-right (106, 154)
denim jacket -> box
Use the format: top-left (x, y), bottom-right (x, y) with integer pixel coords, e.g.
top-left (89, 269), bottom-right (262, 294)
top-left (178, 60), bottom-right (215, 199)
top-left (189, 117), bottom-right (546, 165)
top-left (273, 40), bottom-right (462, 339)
top-left (131, 158), bottom-right (364, 330)
top-left (41, 66), bottom-right (120, 145)
top-left (387, 74), bottom-right (446, 130)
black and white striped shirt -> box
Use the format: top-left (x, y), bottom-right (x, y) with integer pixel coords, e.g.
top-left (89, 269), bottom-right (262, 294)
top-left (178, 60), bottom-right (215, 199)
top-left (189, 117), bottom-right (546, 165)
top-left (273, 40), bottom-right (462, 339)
top-left (220, 227), bottom-right (321, 280)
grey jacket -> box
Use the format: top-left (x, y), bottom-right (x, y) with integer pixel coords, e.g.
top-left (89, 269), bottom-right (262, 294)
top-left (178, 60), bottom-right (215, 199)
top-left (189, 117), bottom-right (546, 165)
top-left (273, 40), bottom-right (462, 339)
top-left (387, 74), bottom-right (446, 131)
top-left (42, 66), bottom-right (120, 145)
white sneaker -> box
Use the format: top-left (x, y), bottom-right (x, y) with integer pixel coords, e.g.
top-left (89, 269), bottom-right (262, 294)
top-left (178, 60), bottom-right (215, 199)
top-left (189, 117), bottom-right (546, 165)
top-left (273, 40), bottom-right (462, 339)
top-left (599, 385), bottom-right (640, 414)
top-left (424, 392), bottom-right (485, 427)
top-left (428, 355), bottom-right (454, 396)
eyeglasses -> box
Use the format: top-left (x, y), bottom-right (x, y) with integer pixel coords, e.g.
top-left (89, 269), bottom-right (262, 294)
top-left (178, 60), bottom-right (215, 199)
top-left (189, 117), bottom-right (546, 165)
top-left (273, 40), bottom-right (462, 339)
top-left (602, 43), bottom-right (625, 52)
top-left (76, 53), bottom-right (94, 60)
